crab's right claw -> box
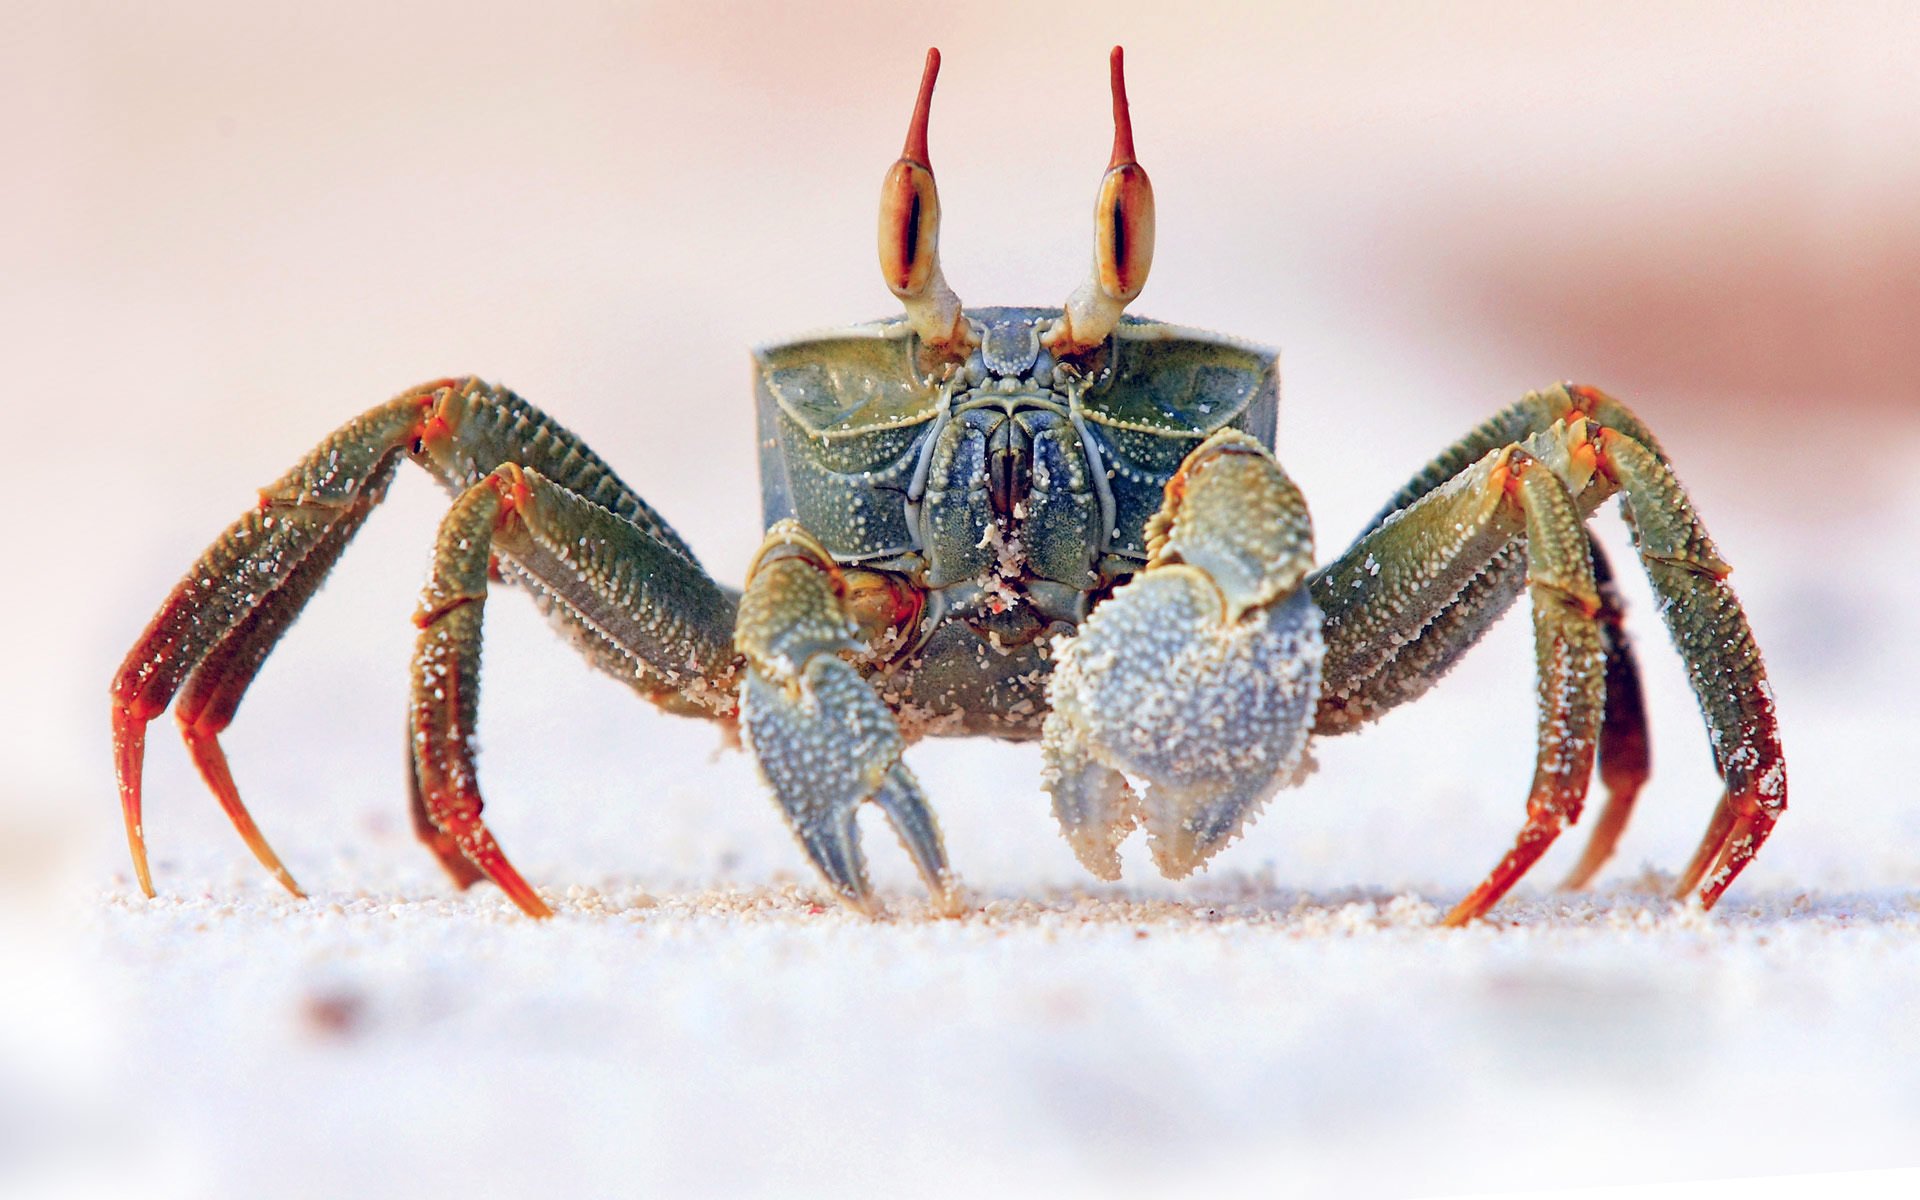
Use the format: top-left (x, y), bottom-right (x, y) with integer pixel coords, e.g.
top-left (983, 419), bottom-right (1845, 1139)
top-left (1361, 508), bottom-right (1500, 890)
top-left (738, 524), bottom-right (963, 917)
top-left (1043, 431), bottom-right (1324, 879)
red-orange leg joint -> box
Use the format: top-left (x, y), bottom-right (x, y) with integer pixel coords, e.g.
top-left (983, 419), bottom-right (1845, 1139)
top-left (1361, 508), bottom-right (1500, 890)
top-left (488, 463), bottom-right (532, 528)
top-left (409, 380), bottom-right (464, 453)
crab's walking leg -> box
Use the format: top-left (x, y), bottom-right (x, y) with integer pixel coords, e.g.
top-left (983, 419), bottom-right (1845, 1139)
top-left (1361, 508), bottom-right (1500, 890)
top-left (1043, 430), bottom-right (1324, 879)
top-left (1309, 537), bottom-right (1652, 892)
top-left (736, 522), bottom-right (960, 917)
top-left (405, 713), bottom-right (484, 889)
top-left (1595, 426), bottom-right (1782, 906)
top-left (410, 464), bottom-right (739, 917)
top-left (1310, 385), bottom-right (1783, 915)
top-left (112, 398), bottom-right (425, 897)
top-left (1315, 435), bottom-right (1608, 925)
top-left (113, 377), bottom-right (737, 906)
top-left (1560, 542), bottom-right (1652, 890)
top-left (169, 501), bottom-right (390, 897)
top-left (1326, 400), bottom-right (1664, 874)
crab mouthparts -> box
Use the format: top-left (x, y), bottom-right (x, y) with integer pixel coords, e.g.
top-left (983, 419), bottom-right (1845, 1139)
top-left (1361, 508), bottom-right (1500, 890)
top-left (987, 422), bottom-right (1031, 527)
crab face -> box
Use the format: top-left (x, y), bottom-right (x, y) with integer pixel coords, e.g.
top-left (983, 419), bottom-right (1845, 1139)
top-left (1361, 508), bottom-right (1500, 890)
top-left (754, 311), bottom-right (1277, 596)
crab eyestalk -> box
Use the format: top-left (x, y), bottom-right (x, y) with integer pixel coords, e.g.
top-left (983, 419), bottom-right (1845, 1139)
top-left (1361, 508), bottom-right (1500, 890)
top-left (1043, 46), bottom-right (1157, 357)
top-left (879, 48), bottom-right (970, 352)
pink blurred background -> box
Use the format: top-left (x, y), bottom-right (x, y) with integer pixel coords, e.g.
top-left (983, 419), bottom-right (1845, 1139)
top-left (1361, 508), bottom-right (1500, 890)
top-left (4, 2), bottom-right (1918, 1195)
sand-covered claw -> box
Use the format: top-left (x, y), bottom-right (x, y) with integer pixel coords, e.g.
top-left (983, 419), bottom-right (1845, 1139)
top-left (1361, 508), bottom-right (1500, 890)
top-left (1042, 430), bottom-right (1323, 879)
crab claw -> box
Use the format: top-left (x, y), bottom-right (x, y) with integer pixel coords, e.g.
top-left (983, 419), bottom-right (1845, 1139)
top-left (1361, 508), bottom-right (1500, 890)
top-left (739, 524), bottom-right (963, 917)
top-left (1043, 431), bottom-right (1324, 879)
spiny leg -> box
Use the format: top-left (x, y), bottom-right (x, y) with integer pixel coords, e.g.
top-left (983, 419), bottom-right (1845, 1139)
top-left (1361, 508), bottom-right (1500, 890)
top-left (113, 395), bottom-right (431, 896)
top-left (1560, 541), bottom-right (1652, 890)
top-left (1312, 386), bottom-right (1783, 913)
top-left (1044, 429), bottom-right (1324, 879)
top-left (736, 522), bottom-right (959, 917)
top-left (113, 376), bottom-right (733, 905)
top-left (1314, 429), bottom-right (1608, 925)
top-left (1594, 425), bottom-right (1782, 905)
top-left (169, 494), bottom-right (391, 897)
top-left (1311, 533), bottom-right (1653, 893)
top-left (411, 463), bottom-right (740, 917)
top-left (405, 711), bottom-right (484, 889)
top-left (1330, 385), bottom-right (1664, 861)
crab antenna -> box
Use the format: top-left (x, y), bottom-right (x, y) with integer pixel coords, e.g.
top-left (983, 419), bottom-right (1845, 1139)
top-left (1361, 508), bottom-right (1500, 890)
top-left (878, 47), bottom-right (969, 351)
top-left (1043, 45), bottom-right (1158, 356)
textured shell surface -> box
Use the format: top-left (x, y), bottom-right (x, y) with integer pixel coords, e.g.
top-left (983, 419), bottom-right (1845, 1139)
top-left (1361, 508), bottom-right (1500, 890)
top-left (751, 307), bottom-right (1279, 739)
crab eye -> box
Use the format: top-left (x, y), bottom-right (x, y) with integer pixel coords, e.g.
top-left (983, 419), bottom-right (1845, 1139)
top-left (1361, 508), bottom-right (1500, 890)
top-left (1093, 49), bottom-right (1154, 303)
top-left (1043, 47), bottom-right (1156, 356)
top-left (879, 159), bottom-right (940, 299)
top-left (1094, 160), bottom-right (1154, 303)
top-left (876, 48), bottom-right (968, 350)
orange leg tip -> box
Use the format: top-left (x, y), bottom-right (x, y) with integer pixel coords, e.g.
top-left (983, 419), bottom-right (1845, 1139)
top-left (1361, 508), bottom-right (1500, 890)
top-left (113, 708), bottom-right (157, 897)
top-left (460, 833), bottom-right (553, 918)
top-left (181, 722), bottom-right (306, 900)
top-left (502, 878), bottom-right (554, 919)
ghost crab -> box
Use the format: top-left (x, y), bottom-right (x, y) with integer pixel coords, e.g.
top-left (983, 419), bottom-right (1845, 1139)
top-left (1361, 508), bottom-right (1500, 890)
top-left (112, 47), bottom-right (1785, 925)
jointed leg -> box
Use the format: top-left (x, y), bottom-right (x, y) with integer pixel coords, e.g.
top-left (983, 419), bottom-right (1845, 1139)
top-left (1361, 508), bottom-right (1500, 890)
top-left (113, 378), bottom-right (738, 910)
top-left (1597, 427), bottom-right (1782, 905)
top-left (409, 463), bottom-right (739, 915)
top-left (1560, 541), bottom-right (1652, 890)
top-left (114, 396), bottom-right (425, 897)
top-left (1314, 429), bottom-right (1607, 925)
top-left (1311, 386), bottom-right (1783, 916)
top-left (170, 497), bottom-right (389, 897)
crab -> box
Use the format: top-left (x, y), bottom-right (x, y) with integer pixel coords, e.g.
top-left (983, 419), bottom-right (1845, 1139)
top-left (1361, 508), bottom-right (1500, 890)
top-left (111, 47), bottom-right (1785, 926)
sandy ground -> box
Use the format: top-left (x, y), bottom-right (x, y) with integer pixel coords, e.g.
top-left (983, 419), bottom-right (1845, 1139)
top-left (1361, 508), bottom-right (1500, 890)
top-left (7, 3), bottom-right (1920, 1197)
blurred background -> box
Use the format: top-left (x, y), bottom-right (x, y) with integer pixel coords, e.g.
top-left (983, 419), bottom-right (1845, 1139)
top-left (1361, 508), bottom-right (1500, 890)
top-left (4, 1), bottom-right (1917, 1196)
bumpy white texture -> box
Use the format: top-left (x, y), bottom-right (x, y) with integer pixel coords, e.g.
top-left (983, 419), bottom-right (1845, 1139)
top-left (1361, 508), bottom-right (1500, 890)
top-left (1044, 573), bottom-right (1324, 879)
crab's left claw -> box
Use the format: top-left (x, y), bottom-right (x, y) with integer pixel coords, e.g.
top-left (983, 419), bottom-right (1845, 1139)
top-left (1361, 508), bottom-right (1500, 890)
top-left (738, 523), bottom-right (963, 917)
top-left (1043, 431), bottom-right (1323, 879)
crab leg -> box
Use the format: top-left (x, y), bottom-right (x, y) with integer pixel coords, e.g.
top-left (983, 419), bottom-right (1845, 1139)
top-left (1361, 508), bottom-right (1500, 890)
top-left (113, 377), bottom-right (735, 905)
top-left (736, 522), bottom-right (961, 917)
top-left (113, 397), bottom-right (425, 897)
top-left (1310, 537), bottom-right (1653, 892)
top-left (171, 496), bottom-right (392, 897)
top-left (410, 464), bottom-right (740, 917)
top-left (1043, 429), bottom-right (1324, 880)
top-left (1315, 433), bottom-right (1608, 925)
top-left (1560, 542), bottom-right (1653, 890)
top-left (1594, 426), bottom-right (1782, 906)
top-left (1311, 386), bottom-right (1783, 915)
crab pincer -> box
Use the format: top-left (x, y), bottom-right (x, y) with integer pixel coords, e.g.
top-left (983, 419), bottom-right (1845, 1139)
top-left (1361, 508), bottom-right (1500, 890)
top-left (1042, 430), bottom-right (1325, 879)
top-left (737, 523), bottom-right (963, 917)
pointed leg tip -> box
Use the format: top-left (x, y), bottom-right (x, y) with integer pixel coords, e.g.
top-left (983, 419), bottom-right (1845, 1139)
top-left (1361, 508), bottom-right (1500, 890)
top-left (125, 833), bottom-right (156, 898)
top-left (1442, 888), bottom-right (1497, 927)
top-left (486, 860), bottom-right (554, 919)
top-left (836, 890), bottom-right (885, 919)
top-left (929, 878), bottom-right (969, 919)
